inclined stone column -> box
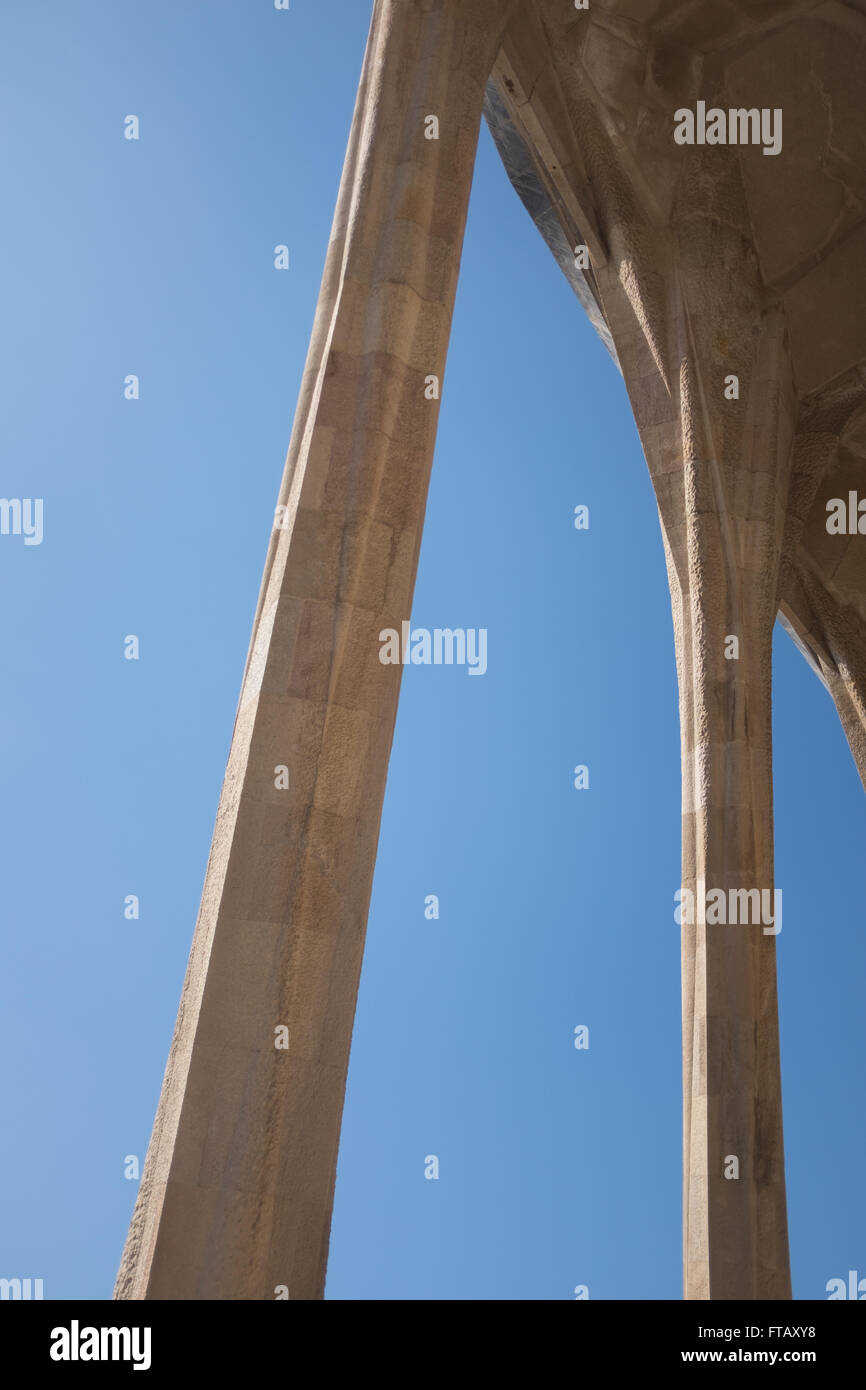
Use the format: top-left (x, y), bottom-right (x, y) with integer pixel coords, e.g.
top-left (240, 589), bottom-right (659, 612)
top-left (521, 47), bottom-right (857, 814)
top-left (115, 0), bottom-right (513, 1301)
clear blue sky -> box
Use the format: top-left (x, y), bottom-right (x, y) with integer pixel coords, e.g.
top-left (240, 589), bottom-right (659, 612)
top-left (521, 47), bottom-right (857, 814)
top-left (1, 0), bottom-right (863, 1301)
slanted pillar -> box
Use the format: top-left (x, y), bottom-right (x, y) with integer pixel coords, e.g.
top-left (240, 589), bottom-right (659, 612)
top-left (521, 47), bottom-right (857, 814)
top-left (115, 0), bottom-right (513, 1301)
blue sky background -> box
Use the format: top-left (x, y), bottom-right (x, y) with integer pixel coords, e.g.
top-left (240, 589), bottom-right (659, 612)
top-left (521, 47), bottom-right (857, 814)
top-left (1, 0), bottom-right (863, 1301)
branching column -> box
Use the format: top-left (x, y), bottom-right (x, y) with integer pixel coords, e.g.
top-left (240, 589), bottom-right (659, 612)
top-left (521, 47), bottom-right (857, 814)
top-left (591, 140), bottom-right (797, 1297)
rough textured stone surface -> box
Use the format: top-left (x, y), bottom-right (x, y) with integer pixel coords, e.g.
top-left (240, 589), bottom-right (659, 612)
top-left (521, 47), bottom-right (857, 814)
top-left (116, 0), bottom-right (866, 1301)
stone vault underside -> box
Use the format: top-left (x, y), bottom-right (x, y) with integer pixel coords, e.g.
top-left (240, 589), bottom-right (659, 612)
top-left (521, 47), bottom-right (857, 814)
top-left (487, 0), bottom-right (866, 758)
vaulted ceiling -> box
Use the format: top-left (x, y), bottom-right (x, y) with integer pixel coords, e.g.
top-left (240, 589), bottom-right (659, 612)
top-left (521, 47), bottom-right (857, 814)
top-left (487, 0), bottom-right (866, 775)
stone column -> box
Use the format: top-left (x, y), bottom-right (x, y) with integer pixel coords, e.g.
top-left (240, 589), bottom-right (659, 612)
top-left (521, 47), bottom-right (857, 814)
top-left (652, 226), bottom-right (795, 1302)
top-left (669, 342), bottom-right (794, 1301)
top-left (588, 136), bottom-right (796, 1296)
top-left (115, 0), bottom-right (513, 1301)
